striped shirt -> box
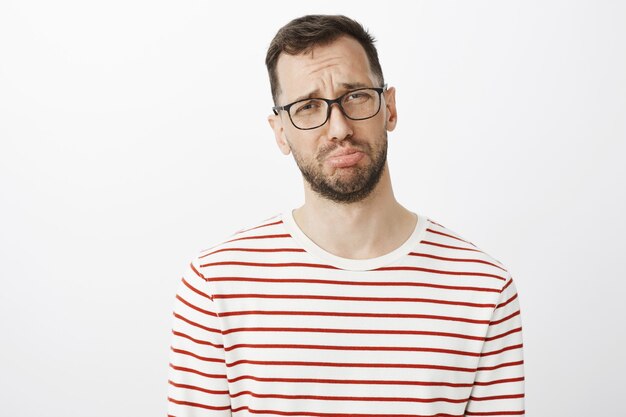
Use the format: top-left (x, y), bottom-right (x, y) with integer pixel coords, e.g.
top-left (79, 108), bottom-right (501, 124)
top-left (167, 211), bottom-right (525, 416)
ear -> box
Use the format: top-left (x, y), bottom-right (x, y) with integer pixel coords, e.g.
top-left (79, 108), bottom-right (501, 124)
top-left (268, 113), bottom-right (291, 155)
top-left (383, 86), bottom-right (398, 132)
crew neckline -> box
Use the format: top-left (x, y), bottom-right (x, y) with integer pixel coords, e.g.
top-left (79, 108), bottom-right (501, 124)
top-left (281, 208), bottom-right (430, 271)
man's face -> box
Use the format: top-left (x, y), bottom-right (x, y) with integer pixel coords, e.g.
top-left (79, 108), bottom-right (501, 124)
top-left (268, 35), bottom-right (397, 204)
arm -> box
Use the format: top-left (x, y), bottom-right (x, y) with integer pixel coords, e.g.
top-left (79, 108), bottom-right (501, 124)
top-left (465, 277), bottom-right (525, 416)
top-left (167, 259), bottom-right (232, 416)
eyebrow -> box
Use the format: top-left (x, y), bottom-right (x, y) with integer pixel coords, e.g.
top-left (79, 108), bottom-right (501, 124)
top-left (291, 82), bottom-right (371, 103)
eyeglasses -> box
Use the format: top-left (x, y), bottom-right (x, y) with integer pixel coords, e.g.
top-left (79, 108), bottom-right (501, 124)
top-left (272, 84), bottom-right (387, 130)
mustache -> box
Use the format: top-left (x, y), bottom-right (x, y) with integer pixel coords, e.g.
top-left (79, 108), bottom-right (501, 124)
top-left (316, 138), bottom-right (369, 161)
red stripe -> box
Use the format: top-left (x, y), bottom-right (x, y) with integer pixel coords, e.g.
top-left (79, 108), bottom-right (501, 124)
top-left (226, 359), bottom-right (477, 373)
top-left (228, 373), bottom-right (473, 388)
top-left (221, 326), bottom-right (487, 341)
top-left (175, 295), bottom-right (218, 317)
top-left (465, 411), bottom-right (524, 416)
top-left (408, 252), bottom-right (506, 271)
top-left (469, 393), bottom-right (524, 401)
top-left (231, 405), bottom-right (463, 417)
top-left (170, 347), bottom-right (224, 364)
top-left (171, 330), bottom-right (224, 349)
top-left (234, 219), bottom-right (283, 235)
top-left (490, 310), bottom-right (521, 326)
top-left (224, 233), bottom-right (292, 244)
top-left (200, 261), bottom-right (505, 281)
top-left (473, 376), bottom-right (525, 386)
top-left (219, 309), bottom-right (491, 324)
top-left (230, 388), bottom-right (469, 403)
top-left (167, 397), bottom-right (230, 411)
top-left (224, 342), bottom-right (482, 357)
top-left (214, 293), bottom-right (496, 308)
top-left (422, 240), bottom-right (482, 252)
top-left (173, 312), bottom-right (221, 334)
top-left (206, 276), bottom-right (501, 293)
top-left (181, 277), bottom-right (212, 300)
top-left (171, 379), bottom-right (477, 405)
top-left (168, 363), bottom-right (226, 379)
top-left (496, 293), bottom-right (518, 310)
top-left (427, 228), bottom-right (477, 247)
top-left (480, 343), bottom-right (524, 358)
top-left (502, 279), bottom-right (513, 290)
top-left (429, 219), bottom-right (445, 228)
top-left (168, 379), bottom-right (229, 395)
top-left (485, 327), bottom-right (522, 342)
top-left (200, 261), bottom-right (337, 269)
top-left (200, 247), bottom-right (306, 258)
top-left (476, 360), bottom-right (524, 372)
top-left (189, 262), bottom-right (206, 280)
top-left (374, 266), bottom-right (506, 281)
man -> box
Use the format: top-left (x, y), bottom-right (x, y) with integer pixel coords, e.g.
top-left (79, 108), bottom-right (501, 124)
top-left (168, 15), bottom-right (524, 417)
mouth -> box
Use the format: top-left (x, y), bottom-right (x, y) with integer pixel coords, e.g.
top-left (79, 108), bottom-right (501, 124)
top-left (325, 148), bottom-right (365, 168)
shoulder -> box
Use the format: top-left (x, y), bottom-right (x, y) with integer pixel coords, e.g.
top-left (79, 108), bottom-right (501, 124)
top-left (190, 212), bottom-right (287, 264)
top-left (422, 216), bottom-right (514, 289)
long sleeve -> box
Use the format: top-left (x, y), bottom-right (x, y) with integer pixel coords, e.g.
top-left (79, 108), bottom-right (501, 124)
top-left (167, 258), bottom-right (232, 416)
top-left (465, 277), bottom-right (525, 416)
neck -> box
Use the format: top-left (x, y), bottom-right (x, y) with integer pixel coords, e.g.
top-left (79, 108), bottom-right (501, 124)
top-left (292, 163), bottom-right (417, 259)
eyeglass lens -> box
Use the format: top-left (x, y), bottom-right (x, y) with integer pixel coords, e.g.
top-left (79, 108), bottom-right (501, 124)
top-left (289, 89), bottom-right (381, 129)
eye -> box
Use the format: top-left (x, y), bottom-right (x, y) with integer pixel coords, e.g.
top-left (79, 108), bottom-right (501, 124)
top-left (348, 92), bottom-right (365, 100)
top-left (345, 90), bottom-right (372, 103)
top-left (294, 100), bottom-right (322, 115)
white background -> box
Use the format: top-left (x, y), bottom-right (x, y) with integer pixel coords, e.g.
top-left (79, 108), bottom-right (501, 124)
top-left (1, 1), bottom-right (625, 415)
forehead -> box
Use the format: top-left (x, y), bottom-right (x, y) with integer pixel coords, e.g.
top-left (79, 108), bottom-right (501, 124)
top-left (275, 36), bottom-right (376, 102)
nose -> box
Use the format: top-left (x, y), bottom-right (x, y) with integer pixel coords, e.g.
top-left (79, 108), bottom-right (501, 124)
top-left (325, 102), bottom-right (353, 141)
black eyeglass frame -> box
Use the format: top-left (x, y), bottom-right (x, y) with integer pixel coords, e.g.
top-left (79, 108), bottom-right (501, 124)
top-left (272, 84), bottom-right (388, 130)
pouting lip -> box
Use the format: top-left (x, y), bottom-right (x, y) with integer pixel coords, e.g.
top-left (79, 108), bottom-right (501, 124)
top-left (325, 147), bottom-right (364, 159)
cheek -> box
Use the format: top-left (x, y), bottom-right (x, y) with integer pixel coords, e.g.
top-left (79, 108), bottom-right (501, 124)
top-left (287, 132), bottom-right (322, 157)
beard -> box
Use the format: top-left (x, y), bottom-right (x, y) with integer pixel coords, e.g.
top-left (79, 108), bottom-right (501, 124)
top-left (288, 132), bottom-right (388, 204)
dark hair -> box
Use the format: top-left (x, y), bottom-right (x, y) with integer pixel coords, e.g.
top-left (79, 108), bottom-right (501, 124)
top-left (265, 14), bottom-right (384, 104)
